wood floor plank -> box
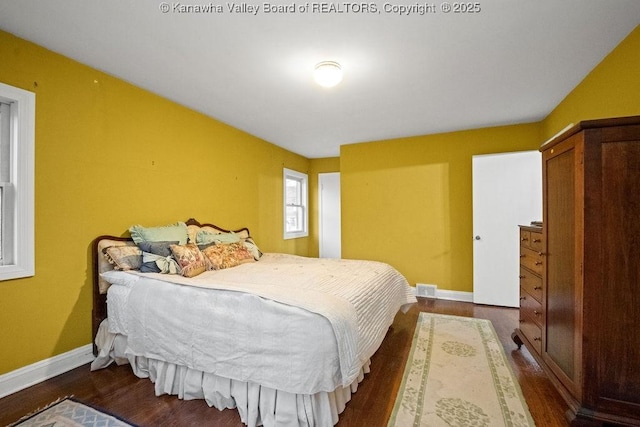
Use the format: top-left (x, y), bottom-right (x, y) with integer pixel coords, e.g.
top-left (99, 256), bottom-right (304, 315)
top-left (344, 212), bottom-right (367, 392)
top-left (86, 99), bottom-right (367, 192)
top-left (0, 298), bottom-right (569, 426)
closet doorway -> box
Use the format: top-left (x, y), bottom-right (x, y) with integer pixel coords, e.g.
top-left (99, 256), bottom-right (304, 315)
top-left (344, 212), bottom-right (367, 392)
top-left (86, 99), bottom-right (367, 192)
top-left (318, 172), bottom-right (341, 258)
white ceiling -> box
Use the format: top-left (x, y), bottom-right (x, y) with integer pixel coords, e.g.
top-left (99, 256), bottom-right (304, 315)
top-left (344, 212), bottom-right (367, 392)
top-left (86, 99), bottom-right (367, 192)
top-left (1, 1), bottom-right (639, 158)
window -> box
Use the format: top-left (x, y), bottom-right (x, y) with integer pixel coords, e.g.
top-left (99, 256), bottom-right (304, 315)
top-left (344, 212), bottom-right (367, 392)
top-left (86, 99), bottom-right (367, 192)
top-left (0, 82), bottom-right (35, 281)
top-left (283, 168), bottom-right (308, 239)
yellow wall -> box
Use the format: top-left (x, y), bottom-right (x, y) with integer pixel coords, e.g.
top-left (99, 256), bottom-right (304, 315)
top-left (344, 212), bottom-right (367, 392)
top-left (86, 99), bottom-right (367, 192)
top-left (0, 30), bottom-right (310, 375)
top-left (340, 24), bottom-right (640, 293)
top-left (542, 25), bottom-right (640, 138)
top-left (340, 124), bottom-right (541, 290)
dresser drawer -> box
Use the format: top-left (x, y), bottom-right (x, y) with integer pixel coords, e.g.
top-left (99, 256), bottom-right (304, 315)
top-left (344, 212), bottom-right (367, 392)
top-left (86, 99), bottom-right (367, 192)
top-left (519, 229), bottom-right (532, 248)
top-left (520, 246), bottom-right (544, 275)
top-left (529, 231), bottom-right (544, 252)
top-left (520, 289), bottom-right (543, 327)
top-left (519, 267), bottom-right (542, 303)
top-left (519, 317), bottom-right (542, 355)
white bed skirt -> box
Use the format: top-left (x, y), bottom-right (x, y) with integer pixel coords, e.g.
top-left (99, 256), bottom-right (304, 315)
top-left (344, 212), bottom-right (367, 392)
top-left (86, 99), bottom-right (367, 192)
top-left (91, 322), bottom-right (370, 427)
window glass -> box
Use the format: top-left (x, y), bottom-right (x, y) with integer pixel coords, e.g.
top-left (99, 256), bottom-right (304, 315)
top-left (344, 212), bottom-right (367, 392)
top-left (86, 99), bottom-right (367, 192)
top-left (0, 83), bottom-right (35, 280)
top-left (283, 168), bottom-right (308, 239)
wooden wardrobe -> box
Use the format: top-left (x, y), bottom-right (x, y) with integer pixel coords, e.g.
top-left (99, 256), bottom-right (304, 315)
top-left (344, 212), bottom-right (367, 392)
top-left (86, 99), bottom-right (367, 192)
top-left (513, 116), bottom-right (640, 426)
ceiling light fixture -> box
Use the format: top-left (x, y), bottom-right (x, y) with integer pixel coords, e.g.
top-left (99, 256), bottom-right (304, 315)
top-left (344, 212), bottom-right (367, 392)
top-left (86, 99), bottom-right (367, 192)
top-left (314, 61), bottom-right (343, 88)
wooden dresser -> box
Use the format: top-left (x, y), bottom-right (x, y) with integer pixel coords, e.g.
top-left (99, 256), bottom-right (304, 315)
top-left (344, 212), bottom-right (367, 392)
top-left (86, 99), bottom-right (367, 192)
top-left (515, 225), bottom-right (543, 355)
top-left (512, 116), bottom-right (640, 426)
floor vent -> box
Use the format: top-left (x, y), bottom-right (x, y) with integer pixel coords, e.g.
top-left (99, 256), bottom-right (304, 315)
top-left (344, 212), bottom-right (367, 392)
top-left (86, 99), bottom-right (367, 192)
top-left (416, 283), bottom-right (437, 298)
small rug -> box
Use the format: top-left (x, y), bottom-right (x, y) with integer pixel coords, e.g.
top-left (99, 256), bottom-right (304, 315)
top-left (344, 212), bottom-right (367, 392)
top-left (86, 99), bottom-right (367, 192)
top-left (388, 313), bottom-right (535, 426)
top-left (10, 397), bottom-right (135, 427)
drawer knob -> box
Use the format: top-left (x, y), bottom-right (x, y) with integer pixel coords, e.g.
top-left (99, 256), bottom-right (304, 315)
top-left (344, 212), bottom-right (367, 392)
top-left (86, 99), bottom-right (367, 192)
top-left (519, 275), bottom-right (525, 279)
top-left (534, 337), bottom-right (541, 341)
top-left (520, 254), bottom-right (526, 258)
top-left (521, 237), bottom-right (529, 242)
top-left (535, 261), bottom-right (543, 265)
top-left (519, 319), bottom-right (524, 323)
top-left (533, 239), bottom-right (541, 243)
top-left (538, 252), bottom-right (546, 256)
top-left (534, 286), bottom-right (542, 290)
top-left (534, 310), bottom-right (540, 315)
top-left (520, 296), bottom-right (526, 301)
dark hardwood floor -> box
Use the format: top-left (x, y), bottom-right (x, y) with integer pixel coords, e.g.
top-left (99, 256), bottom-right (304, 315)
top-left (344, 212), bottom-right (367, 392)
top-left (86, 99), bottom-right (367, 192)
top-left (0, 298), bottom-right (569, 426)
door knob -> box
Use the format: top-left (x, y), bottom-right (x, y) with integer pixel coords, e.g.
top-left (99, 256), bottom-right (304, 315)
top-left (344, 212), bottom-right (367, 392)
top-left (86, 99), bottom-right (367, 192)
top-left (474, 235), bottom-right (481, 240)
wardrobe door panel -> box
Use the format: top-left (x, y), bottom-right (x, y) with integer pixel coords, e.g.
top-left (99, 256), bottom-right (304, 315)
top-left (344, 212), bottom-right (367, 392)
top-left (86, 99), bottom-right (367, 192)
top-left (544, 146), bottom-right (577, 389)
top-left (597, 140), bottom-right (640, 407)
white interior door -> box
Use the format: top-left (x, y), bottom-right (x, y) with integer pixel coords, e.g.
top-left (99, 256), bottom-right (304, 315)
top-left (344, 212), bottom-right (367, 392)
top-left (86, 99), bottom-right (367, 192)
top-left (472, 151), bottom-right (542, 307)
top-left (319, 172), bottom-right (341, 258)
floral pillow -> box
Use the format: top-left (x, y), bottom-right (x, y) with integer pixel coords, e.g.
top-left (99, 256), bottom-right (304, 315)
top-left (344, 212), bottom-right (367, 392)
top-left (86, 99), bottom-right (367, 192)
top-left (103, 245), bottom-right (142, 271)
top-left (202, 242), bottom-right (255, 270)
top-left (169, 243), bottom-right (208, 277)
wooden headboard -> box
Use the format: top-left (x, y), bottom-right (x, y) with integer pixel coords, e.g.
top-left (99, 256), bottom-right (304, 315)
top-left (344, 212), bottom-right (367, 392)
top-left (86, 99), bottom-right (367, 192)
top-left (91, 234), bottom-right (133, 355)
top-left (91, 218), bottom-right (251, 355)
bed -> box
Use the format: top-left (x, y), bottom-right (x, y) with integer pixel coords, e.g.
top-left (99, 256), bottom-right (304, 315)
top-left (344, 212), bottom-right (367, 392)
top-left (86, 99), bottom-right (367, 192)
top-left (91, 218), bottom-right (416, 427)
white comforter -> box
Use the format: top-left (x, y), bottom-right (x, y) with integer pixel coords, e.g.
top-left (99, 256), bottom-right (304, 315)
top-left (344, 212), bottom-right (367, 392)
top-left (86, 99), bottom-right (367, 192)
top-left (103, 253), bottom-right (416, 395)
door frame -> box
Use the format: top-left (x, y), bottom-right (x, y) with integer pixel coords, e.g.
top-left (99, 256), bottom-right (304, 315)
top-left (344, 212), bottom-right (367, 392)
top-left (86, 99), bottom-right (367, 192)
top-left (472, 150), bottom-right (542, 307)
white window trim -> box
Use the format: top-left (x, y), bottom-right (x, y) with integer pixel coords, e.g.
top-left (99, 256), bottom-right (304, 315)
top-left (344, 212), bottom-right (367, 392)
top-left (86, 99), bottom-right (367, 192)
top-left (0, 82), bottom-right (35, 281)
top-left (283, 168), bottom-right (308, 240)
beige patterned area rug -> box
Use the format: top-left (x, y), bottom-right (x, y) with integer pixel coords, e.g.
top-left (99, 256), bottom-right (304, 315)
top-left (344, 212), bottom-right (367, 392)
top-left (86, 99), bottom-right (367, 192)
top-left (9, 397), bottom-right (135, 427)
top-left (388, 313), bottom-right (535, 426)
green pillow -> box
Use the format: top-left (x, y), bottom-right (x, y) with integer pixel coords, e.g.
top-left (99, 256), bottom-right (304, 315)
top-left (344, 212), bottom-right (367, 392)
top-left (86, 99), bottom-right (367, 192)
top-left (129, 222), bottom-right (188, 245)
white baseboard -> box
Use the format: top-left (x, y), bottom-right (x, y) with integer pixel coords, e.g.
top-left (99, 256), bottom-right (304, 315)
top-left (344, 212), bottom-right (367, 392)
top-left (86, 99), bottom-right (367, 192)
top-left (413, 286), bottom-right (474, 303)
top-left (0, 344), bottom-right (94, 399)
top-left (435, 289), bottom-right (474, 302)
